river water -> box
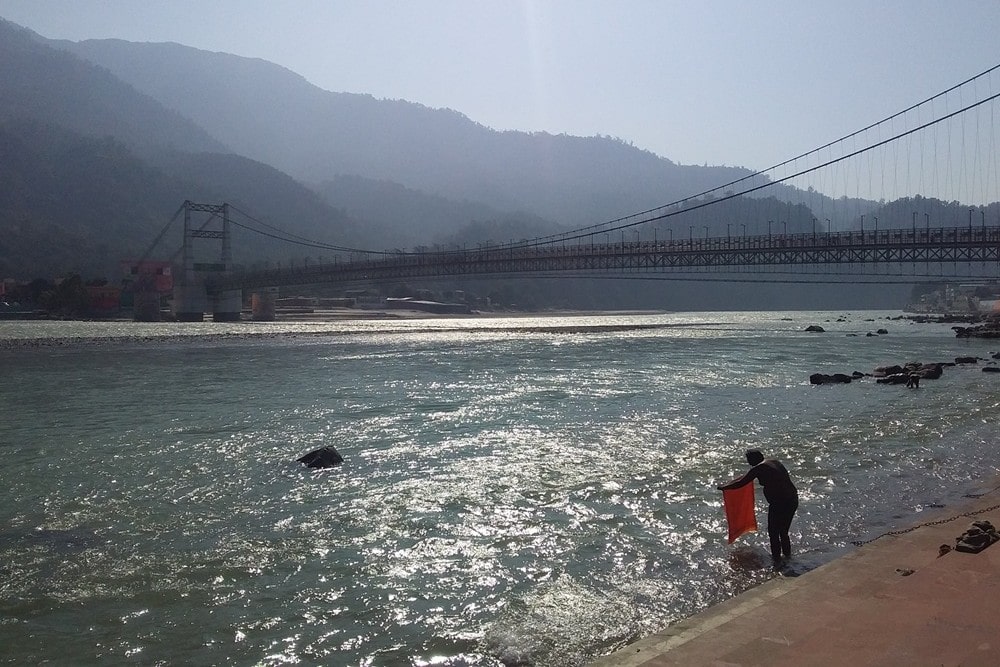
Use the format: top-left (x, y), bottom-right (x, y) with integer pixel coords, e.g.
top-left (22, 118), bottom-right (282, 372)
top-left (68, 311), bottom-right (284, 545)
top-left (1, 311), bottom-right (997, 666)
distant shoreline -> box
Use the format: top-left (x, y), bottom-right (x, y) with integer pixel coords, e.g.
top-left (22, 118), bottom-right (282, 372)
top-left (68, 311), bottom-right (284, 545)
top-left (269, 307), bottom-right (671, 321)
top-left (0, 309), bottom-right (681, 349)
top-left (3, 308), bottom-right (993, 350)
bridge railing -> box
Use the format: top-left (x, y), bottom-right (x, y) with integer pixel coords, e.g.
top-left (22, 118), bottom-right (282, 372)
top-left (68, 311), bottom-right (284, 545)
top-left (528, 225), bottom-right (997, 254)
top-left (212, 224), bottom-right (1000, 292)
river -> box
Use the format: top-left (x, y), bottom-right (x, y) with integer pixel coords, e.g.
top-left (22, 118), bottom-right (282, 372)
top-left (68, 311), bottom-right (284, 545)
top-left (1, 311), bottom-right (997, 666)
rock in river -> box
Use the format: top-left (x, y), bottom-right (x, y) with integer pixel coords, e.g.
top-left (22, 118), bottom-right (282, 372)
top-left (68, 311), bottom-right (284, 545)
top-left (298, 446), bottom-right (344, 468)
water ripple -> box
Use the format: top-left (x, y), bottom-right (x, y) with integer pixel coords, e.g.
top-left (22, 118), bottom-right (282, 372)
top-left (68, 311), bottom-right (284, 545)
top-left (1, 311), bottom-right (997, 665)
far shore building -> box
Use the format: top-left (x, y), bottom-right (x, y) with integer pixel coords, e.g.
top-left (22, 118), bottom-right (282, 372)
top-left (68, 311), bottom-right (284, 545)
top-left (85, 284), bottom-right (123, 316)
top-left (122, 260), bottom-right (174, 320)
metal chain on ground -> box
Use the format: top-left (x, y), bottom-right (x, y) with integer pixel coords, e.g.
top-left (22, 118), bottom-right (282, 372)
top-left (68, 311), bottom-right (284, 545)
top-left (850, 500), bottom-right (1000, 547)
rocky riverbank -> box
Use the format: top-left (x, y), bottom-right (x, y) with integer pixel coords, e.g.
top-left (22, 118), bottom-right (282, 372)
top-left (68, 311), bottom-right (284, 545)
top-left (952, 320), bottom-right (1000, 338)
top-left (811, 354), bottom-right (1000, 385)
top-left (901, 313), bottom-right (1000, 338)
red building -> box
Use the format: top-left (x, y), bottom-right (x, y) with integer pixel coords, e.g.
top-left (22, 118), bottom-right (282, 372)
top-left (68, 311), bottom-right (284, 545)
top-left (85, 285), bottom-right (123, 315)
top-left (122, 260), bottom-right (174, 293)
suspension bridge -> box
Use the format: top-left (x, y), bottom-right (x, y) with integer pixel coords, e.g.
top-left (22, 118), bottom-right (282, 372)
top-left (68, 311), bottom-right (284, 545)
top-left (136, 66), bottom-right (1000, 321)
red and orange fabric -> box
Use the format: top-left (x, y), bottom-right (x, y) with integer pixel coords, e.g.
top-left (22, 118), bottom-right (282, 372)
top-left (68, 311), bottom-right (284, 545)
top-left (723, 484), bottom-right (758, 544)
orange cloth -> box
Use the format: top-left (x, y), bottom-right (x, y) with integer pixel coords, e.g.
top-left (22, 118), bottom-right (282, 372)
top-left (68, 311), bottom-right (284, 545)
top-left (723, 484), bottom-right (758, 544)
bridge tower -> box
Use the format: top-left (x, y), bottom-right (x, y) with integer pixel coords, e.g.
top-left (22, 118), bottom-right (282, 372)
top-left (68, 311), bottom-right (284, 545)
top-left (172, 201), bottom-right (243, 322)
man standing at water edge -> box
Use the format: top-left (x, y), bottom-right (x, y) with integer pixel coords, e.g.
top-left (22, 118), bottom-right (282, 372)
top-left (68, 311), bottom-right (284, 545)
top-left (718, 450), bottom-right (798, 563)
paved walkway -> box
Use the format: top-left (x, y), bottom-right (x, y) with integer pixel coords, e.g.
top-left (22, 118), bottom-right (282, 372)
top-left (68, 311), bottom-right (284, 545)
top-left (593, 486), bottom-right (1000, 667)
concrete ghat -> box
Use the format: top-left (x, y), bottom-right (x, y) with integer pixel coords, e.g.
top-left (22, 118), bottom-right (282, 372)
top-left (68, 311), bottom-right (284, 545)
top-left (592, 487), bottom-right (1000, 667)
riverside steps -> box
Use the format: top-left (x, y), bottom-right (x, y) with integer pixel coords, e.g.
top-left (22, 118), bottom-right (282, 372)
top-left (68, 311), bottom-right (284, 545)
top-left (593, 484), bottom-right (1000, 667)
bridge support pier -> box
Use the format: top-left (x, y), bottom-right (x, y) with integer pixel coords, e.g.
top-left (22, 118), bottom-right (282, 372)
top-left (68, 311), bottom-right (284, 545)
top-left (172, 287), bottom-right (243, 321)
top-left (212, 289), bottom-right (243, 322)
top-left (132, 275), bottom-right (162, 322)
top-left (173, 283), bottom-right (209, 321)
top-left (133, 290), bottom-right (161, 322)
top-left (251, 288), bottom-right (277, 321)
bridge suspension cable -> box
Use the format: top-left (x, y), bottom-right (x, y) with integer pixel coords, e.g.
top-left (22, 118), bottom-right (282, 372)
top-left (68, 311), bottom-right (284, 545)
top-left (226, 204), bottom-right (378, 253)
top-left (133, 202), bottom-right (186, 263)
top-left (198, 63), bottom-right (1000, 261)
top-left (535, 88), bottom-right (1000, 248)
top-left (526, 64), bottom-right (1000, 248)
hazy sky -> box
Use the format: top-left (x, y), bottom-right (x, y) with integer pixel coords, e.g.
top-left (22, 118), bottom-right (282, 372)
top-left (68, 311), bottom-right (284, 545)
top-left (2, 1), bottom-right (1000, 175)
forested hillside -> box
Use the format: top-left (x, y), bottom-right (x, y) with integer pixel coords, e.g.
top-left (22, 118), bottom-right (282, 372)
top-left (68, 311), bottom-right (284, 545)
top-left (0, 119), bottom-right (183, 278)
top-left (57, 38), bottom-right (754, 226)
top-left (313, 176), bottom-right (564, 250)
top-left (3, 18), bottom-right (990, 310)
top-left (0, 118), bottom-right (371, 279)
top-left (0, 20), bottom-right (223, 155)
top-left (0, 21), bottom-right (368, 279)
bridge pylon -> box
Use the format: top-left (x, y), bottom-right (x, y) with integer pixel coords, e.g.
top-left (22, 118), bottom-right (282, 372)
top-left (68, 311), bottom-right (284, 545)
top-left (172, 201), bottom-right (243, 322)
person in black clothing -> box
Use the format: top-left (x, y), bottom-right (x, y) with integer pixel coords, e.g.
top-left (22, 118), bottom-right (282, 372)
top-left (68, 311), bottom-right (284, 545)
top-left (718, 449), bottom-right (798, 562)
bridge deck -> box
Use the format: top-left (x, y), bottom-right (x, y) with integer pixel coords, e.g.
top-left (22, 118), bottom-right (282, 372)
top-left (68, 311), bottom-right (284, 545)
top-left (211, 226), bottom-right (1000, 291)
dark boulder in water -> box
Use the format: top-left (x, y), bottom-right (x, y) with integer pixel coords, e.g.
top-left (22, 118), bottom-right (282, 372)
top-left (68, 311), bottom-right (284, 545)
top-left (914, 363), bottom-right (944, 379)
top-left (298, 446), bottom-right (344, 468)
top-left (810, 373), bottom-right (852, 384)
top-left (953, 321), bottom-right (1000, 338)
top-left (871, 362), bottom-right (945, 385)
top-left (804, 325), bottom-right (825, 332)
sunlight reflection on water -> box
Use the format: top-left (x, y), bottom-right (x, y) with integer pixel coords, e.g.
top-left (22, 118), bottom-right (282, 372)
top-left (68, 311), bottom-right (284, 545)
top-left (1, 311), bottom-right (997, 665)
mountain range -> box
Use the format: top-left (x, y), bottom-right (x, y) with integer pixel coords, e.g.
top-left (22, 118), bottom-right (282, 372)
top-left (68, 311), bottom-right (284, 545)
top-left (2, 17), bottom-right (965, 309)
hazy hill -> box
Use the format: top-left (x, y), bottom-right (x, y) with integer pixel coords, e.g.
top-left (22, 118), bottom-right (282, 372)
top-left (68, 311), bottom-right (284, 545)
top-left (0, 118), bottom-right (185, 278)
top-left (56, 38), bottom-right (755, 226)
top-left (313, 175), bottom-right (565, 250)
top-left (0, 19), bottom-right (958, 309)
top-left (0, 21), bottom-right (376, 279)
top-left (0, 116), bottom-right (368, 279)
top-left (0, 20), bottom-right (225, 155)
top-left (143, 150), bottom-right (370, 258)
top-left (875, 195), bottom-right (1000, 230)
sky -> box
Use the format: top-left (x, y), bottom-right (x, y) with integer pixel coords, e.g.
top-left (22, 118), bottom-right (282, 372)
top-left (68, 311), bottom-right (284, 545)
top-left (2, 0), bottom-right (1000, 181)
